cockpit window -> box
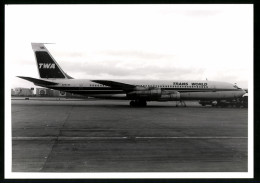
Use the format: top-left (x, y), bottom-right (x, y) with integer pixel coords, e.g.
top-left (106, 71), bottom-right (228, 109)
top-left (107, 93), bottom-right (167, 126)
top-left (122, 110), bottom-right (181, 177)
top-left (233, 84), bottom-right (241, 89)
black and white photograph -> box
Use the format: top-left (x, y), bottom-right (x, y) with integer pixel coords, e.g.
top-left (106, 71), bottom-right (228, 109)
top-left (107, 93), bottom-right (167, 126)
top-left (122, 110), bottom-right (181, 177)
top-left (5, 4), bottom-right (253, 179)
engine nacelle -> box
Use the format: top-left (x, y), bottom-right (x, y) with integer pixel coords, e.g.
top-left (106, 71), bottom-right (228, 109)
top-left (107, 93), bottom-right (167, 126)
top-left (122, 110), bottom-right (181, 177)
top-left (127, 89), bottom-right (181, 101)
top-left (158, 91), bottom-right (180, 101)
top-left (127, 88), bottom-right (162, 100)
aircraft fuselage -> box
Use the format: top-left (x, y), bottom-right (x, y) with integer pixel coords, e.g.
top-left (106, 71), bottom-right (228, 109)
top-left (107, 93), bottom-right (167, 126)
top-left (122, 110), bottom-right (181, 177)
top-left (35, 78), bottom-right (245, 101)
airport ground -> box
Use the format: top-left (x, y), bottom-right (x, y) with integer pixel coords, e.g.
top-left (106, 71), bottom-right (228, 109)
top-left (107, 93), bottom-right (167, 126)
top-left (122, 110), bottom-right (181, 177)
top-left (11, 98), bottom-right (248, 172)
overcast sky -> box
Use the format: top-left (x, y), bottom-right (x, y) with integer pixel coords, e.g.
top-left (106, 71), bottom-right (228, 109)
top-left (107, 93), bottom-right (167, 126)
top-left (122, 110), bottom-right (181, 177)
top-left (5, 4), bottom-right (253, 89)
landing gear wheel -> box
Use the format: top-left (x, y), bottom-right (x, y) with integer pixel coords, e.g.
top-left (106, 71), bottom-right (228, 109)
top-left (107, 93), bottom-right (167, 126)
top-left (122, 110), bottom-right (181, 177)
top-left (130, 100), bottom-right (135, 107)
top-left (129, 100), bottom-right (147, 107)
top-left (139, 100), bottom-right (147, 107)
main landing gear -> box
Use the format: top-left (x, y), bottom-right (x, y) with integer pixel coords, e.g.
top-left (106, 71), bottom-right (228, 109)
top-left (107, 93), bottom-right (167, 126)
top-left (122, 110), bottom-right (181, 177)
top-left (130, 100), bottom-right (147, 107)
top-left (175, 100), bottom-right (186, 107)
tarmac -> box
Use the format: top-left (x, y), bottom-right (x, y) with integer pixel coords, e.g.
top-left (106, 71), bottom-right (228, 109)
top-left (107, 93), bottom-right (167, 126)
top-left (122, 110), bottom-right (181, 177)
top-left (11, 98), bottom-right (248, 172)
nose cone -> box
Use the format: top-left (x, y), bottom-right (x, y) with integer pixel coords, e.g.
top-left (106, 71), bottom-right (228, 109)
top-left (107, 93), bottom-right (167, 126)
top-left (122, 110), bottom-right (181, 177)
top-left (237, 89), bottom-right (247, 97)
top-left (242, 89), bottom-right (247, 95)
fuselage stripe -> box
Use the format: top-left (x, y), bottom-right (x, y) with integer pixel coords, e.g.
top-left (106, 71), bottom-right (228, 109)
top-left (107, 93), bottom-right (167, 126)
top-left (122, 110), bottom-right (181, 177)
top-left (49, 86), bottom-right (240, 93)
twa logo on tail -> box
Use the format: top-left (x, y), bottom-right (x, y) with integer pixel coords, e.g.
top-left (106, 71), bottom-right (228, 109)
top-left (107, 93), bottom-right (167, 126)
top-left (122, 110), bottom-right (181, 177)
top-left (39, 63), bottom-right (55, 69)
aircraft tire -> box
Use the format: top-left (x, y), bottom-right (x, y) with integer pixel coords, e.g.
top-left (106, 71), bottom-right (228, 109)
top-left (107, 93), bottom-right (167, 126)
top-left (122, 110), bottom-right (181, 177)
top-left (236, 103), bottom-right (241, 108)
top-left (130, 100), bottom-right (147, 107)
top-left (130, 100), bottom-right (135, 107)
top-left (139, 100), bottom-right (147, 107)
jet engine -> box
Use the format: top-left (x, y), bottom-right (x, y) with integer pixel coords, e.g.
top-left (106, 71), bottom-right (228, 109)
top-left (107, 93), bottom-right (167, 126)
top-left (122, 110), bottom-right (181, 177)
top-left (159, 91), bottom-right (180, 101)
top-left (127, 88), bottom-right (180, 101)
top-left (127, 88), bottom-right (162, 100)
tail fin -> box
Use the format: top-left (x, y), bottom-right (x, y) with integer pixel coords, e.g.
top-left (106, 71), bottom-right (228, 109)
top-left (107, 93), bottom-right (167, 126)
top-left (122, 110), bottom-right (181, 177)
top-left (31, 43), bottom-right (73, 79)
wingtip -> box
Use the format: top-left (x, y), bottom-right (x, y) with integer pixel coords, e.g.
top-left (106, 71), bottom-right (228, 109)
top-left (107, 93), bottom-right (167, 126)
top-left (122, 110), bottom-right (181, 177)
top-left (17, 76), bottom-right (29, 79)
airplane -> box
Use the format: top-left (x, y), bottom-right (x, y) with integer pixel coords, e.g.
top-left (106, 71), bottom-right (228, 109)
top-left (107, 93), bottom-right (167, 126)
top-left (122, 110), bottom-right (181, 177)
top-left (17, 43), bottom-right (246, 107)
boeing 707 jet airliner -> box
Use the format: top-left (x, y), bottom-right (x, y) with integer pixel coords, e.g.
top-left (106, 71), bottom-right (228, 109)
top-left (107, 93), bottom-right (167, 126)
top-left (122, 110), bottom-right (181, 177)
top-left (18, 43), bottom-right (246, 107)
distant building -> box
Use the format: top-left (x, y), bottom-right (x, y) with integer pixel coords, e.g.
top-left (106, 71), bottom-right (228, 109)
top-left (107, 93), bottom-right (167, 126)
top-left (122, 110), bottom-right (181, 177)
top-left (13, 88), bottom-right (33, 96)
top-left (36, 88), bottom-right (73, 97)
top-left (50, 89), bottom-right (60, 97)
top-left (36, 88), bottom-right (51, 96)
top-left (11, 89), bottom-right (15, 96)
top-left (49, 89), bottom-right (70, 97)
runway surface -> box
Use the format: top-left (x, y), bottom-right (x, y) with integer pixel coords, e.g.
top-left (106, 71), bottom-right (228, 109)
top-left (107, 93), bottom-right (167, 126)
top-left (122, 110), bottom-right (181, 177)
top-left (11, 98), bottom-right (248, 172)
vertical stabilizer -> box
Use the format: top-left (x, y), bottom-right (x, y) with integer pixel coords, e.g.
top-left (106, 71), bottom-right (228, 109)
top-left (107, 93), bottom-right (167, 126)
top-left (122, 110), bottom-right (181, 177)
top-left (31, 43), bottom-right (73, 79)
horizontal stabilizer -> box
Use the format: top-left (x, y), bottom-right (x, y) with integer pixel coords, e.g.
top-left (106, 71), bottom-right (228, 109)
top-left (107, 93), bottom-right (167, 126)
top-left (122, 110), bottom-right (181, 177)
top-left (91, 80), bottom-right (135, 90)
top-left (17, 76), bottom-right (58, 86)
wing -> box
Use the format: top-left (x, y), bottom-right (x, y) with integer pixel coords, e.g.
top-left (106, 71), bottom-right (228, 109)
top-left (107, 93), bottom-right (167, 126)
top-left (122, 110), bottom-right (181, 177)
top-left (17, 76), bottom-right (58, 86)
top-left (91, 80), bottom-right (136, 91)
